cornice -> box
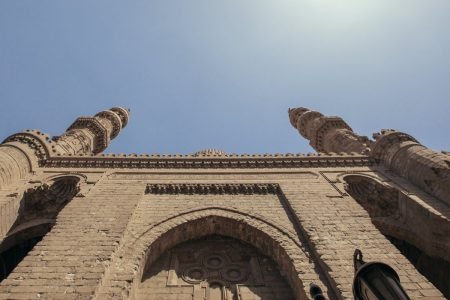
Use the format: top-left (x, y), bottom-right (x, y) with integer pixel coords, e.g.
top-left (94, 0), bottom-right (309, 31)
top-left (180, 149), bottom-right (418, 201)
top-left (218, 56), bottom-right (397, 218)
top-left (146, 183), bottom-right (281, 195)
top-left (41, 153), bottom-right (375, 169)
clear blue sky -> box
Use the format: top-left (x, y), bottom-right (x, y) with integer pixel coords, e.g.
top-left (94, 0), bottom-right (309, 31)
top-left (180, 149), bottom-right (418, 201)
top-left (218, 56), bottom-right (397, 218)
top-left (0, 1), bottom-right (449, 154)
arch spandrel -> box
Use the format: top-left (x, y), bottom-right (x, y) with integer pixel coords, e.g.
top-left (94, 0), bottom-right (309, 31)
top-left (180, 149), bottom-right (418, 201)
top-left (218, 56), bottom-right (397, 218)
top-left (97, 208), bottom-right (328, 300)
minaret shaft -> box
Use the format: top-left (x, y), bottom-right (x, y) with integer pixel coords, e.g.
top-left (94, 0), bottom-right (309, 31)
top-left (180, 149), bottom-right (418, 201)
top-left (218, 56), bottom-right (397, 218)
top-left (288, 107), bottom-right (370, 154)
top-left (0, 107), bottom-right (130, 191)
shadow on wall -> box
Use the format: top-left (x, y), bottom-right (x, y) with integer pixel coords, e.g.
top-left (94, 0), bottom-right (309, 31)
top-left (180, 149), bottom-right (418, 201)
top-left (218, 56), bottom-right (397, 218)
top-left (344, 174), bottom-right (450, 298)
top-left (0, 176), bottom-right (80, 282)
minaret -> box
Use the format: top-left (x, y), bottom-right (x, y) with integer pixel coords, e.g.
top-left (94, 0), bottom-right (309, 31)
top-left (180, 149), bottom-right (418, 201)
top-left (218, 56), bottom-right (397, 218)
top-left (0, 107), bottom-right (129, 190)
top-left (52, 107), bottom-right (130, 155)
top-left (288, 107), bottom-right (371, 154)
top-left (372, 129), bottom-right (450, 205)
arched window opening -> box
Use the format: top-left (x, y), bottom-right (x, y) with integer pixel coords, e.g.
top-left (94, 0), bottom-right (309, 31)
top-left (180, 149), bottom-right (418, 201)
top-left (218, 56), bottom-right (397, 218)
top-left (0, 175), bottom-right (80, 282)
top-left (138, 235), bottom-right (295, 300)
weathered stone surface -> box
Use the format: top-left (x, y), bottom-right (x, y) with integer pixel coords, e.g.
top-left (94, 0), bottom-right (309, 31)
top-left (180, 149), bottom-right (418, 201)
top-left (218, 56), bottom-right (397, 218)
top-left (0, 107), bottom-right (447, 299)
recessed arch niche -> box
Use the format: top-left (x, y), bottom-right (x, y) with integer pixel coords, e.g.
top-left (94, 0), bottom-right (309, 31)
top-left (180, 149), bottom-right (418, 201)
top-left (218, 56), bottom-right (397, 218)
top-left (132, 213), bottom-right (313, 300)
top-left (0, 174), bottom-right (82, 282)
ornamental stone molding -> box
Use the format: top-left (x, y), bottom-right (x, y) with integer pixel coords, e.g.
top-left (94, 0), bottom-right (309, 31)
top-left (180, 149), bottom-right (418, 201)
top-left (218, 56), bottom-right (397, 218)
top-left (2, 130), bottom-right (52, 161)
top-left (64, 117), bottom-right (110, 154)
top-left (44, 153), bottom-right (375, 169)
top-left (95, 110), bottom-right (123, 139)
top-left (145, 183), bottom-right (281, 195)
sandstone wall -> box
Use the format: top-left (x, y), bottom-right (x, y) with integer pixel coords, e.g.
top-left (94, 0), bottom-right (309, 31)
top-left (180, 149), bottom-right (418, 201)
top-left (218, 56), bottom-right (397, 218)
top-left (0, 167), bottom-right (444, 299)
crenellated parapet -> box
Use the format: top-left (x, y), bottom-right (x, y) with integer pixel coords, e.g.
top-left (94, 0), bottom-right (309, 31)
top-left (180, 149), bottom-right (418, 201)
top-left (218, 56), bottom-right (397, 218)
top-left (288, 107), bottom-right (371, 154)
top-left (371, 129), bottom-right (450, 206)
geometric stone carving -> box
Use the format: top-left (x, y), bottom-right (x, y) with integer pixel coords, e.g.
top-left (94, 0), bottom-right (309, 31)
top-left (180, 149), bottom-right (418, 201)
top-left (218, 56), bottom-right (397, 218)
top-left (65, 117), bottom-right (110, 154)
top-left (2, 130), bottom-right (52, 161)
top-left (145, 183), bottom-right (281, 195)
top-left (44, 154), bottom-right (375, 169)
top-left (138, 235), bottom-right (294, 300)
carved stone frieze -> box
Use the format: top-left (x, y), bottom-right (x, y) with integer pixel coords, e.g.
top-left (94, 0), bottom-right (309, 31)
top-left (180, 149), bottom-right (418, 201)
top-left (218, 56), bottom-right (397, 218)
top-left (2, 130), bottom-right (52, 161)
top-left (146, 183), bottom-right (281, 195)
top-left (139, 236), bottom-right (294, 300)
top-left (44, 154), bottom-right (375, 169)
top-left (66, 117), bottom-right (109, 154)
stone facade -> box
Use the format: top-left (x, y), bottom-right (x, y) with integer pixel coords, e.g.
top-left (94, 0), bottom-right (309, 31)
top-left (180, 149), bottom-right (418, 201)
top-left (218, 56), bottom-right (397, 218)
top-left (0, 107), bottom-right (448, 299)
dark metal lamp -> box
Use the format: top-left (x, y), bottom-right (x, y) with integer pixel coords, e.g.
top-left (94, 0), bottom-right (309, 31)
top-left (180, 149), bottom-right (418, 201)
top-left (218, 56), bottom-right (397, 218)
top-left (310, 282), bottom-right (326, 300)
top-left (352, 249), bottom-right (411, 300)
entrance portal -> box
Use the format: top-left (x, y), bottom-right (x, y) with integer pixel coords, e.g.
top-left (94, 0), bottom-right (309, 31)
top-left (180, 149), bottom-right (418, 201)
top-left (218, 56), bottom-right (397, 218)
top-left (137, 235), bottom-right (294, 300)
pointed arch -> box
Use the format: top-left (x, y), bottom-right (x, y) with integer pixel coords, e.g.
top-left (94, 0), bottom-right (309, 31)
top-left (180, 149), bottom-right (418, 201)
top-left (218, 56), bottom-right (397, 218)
top-left (98, 207), bottom-right (328, 300)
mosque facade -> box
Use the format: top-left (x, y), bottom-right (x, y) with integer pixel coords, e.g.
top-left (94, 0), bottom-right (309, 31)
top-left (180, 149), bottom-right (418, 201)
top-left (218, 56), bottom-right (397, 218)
top-left (0, 107), bottom-right (448, 299)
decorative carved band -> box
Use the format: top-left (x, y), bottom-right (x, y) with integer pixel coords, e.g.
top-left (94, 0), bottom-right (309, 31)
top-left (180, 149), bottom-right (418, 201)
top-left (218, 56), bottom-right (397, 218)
top-left (44, 155), bottom-right (375, 169)
top-left (145, 183), bottom-right (281, 195)
top-left (2, 130), bottom-right (52, 161)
